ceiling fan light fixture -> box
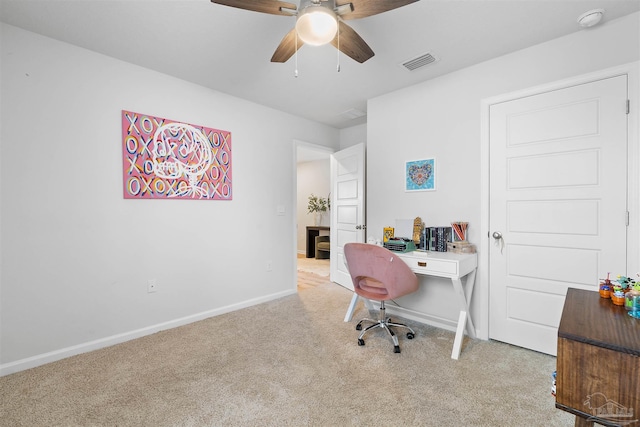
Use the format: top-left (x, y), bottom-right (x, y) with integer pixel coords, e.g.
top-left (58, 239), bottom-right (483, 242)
top-left (295, 6), bottom-right (338, 46)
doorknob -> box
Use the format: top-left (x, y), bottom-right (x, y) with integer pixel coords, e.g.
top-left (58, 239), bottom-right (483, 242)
top-left (492, 231), bottom-right (504, 254)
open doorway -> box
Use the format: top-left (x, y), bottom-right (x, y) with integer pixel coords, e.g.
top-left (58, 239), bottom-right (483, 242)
top-left (295, 142), bottom-right (333, 287)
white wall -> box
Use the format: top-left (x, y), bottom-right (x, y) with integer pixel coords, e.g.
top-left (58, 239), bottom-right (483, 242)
top-left (339, 123), bottom-right (366, 149)
top-left (296, 160), bottom-right (331, 254)
top-left (367, 13), bottom-right (640, 337)
top-left (0, 23), bottom-right (339, 373)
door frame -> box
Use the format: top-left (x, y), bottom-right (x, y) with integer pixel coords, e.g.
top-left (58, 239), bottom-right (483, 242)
top-left (292, 139), bottom-right (335, 290)
top-left (479, 62), bottom-right (640, 341)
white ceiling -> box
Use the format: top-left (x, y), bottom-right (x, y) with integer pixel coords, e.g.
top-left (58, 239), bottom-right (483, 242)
top-left (2, 0), bottom-right (639, 129)
top-left (297, 145), bottom-right (331, 163)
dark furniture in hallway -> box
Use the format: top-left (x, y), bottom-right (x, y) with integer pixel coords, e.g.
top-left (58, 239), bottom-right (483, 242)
top-left (306, 226), bottom-right (329, 258)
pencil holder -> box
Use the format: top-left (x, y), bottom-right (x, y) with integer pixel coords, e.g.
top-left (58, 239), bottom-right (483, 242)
top-left (451, 222), bottom-right (468, 242)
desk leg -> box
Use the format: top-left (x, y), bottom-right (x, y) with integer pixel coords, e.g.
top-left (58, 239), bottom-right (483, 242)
top-left (451, 311), bottom-right (467, 360)
top-left (452, 277), bottom-right (476, 339)
top-left (344, 294), bottom-right (359, 322)
top-left (464, 269), bottom-right (477, 313)
top-left (450, 272), bottom-right (477, 360)
top-left (344, 294), bottom-right (374, 322)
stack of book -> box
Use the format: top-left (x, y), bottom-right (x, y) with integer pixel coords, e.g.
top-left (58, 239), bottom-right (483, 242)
top-left (422, 226), bottom-right (452, 252)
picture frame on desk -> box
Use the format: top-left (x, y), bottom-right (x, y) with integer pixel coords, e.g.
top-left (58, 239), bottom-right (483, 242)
top-left (383, 227), bottom-right (394, 243)
top-left (405, 158), bottom-right (436, 192)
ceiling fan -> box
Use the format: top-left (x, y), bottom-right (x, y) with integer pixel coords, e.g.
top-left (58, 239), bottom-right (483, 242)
top-left (210, 0), bottom-right (419, 64)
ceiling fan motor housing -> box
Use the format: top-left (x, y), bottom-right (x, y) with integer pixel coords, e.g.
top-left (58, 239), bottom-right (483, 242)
top-left (301, 0), bottom-right (337, 9)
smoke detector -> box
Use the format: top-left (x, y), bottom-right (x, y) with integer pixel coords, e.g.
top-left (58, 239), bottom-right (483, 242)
top-left (577, 9), bottom-right (605, 28)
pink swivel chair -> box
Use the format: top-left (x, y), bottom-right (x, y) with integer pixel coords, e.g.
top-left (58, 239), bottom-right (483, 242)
top-left (344, 243), bottom-right (419, 353)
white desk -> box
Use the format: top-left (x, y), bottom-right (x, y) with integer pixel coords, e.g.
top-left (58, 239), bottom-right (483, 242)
top-left (343, 250), bottom-right (478, 360)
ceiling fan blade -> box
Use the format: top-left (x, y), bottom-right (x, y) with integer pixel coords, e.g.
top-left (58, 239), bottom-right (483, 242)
top-left (271, 28), bottom-right (304, 63)
top-left (336, 0), bottom-right (418, 20)
top-left (210, 0), bottom-right (297, 16)
top-left (330, 21), bottom-right (374, 63)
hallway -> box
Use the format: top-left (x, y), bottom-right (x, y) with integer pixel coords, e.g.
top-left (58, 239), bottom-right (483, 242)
top-left (297, 254), bottom-right (330, 290)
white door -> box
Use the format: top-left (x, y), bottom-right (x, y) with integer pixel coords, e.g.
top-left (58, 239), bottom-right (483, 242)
top-left (330, 143), bottom-right (366, 289)
top-left (489, 75), bottom-right (628, 355)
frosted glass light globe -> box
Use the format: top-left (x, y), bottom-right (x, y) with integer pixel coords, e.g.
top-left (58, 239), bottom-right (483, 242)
top-left (296, 6), bottom-right (338, 46)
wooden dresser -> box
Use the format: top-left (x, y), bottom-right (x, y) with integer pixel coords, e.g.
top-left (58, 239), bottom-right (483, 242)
top-left (556, 288), bottom-right (640, 427)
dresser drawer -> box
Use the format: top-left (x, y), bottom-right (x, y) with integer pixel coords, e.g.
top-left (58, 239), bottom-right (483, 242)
top-left (406, 258), bottom-right (458, 276)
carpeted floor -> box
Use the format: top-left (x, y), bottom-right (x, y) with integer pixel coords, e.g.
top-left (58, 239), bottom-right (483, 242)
top-left (0, 272), bottom-right (574, 426)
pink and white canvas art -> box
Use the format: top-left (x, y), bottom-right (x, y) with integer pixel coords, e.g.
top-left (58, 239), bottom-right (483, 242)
top-left (122, 110), bottom-right (232, 200)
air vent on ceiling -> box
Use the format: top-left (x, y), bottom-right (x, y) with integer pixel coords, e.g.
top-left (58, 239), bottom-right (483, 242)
top-left (339, 108), bottom-right (367, 120)
top-left (400, 52), bottom-right (437, 71)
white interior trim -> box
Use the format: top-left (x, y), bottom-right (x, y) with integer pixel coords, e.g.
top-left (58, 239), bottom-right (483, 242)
top-left (291, 140), bottom-right (335, 290)
top-left (0, 289), bottom-right (296, 377)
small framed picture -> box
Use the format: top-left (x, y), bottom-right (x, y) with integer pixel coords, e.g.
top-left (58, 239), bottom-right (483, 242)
top-left (405, 158), bottom-right (436, 192)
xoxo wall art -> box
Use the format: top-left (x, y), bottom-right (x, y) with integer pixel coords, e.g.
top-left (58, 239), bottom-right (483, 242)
top-left (122, 110), bottom-right (232, 200)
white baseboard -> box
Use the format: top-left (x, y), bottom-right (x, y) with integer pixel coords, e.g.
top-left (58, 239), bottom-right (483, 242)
top-left (0, 289), bottom-right (296, 377)
top-left (383, 304), bottom-right (458, 333)
top-left (357, 301), bottom-right (486, 340)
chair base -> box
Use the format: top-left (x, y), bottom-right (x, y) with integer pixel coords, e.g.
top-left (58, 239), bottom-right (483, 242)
top-left (355, 301), bottom-right (415, 353)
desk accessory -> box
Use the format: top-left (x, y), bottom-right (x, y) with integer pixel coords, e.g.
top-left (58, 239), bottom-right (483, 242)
top-left (599, 272), bottom-right (613, 298)
top-left (383, 238), bottom-right (416, 253)
top-left (451, 222), bottom-right (468, 241)
top-left (412, 217), bottom-right (423, 245)
top-left (448, 222), bottom-right (474, 253)
top-left (383, 227), bottom-right (394, 243)
top-left (626, 287), bottom-right (640, 318)
top-left (447, 241), bottom-right (476, 254)
top-left (611, 274), bottom-right (633, 306)
top-left (625, 280), bottom-right (640, 318)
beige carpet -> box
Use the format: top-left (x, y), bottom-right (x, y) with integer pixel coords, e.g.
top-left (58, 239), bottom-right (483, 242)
top-left (0, 275), bottom-right (574, 427)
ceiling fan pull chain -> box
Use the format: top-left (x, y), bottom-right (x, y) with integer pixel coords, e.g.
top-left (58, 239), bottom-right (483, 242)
top-left (336, 25), bottom-right (340, 72)
top-left (294, 30), bottom-right (299, 78)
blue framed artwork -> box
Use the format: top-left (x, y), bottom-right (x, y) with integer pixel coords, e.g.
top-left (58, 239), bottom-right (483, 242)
top-left (405, 158), bottom-right (436, 192)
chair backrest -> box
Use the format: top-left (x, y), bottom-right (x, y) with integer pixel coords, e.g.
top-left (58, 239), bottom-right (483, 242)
top-left (343, 243), bottom-right (418, 301)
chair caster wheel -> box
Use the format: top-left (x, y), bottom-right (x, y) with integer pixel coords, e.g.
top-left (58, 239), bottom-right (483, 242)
top-left (394, 345), bottom-right (401, 353)
top-left (407, 332), bottom-right (415, 339)
top-left (358, 338), bottom-right (365, 346)
top-left (356, 324), bottom-right (362, 331)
